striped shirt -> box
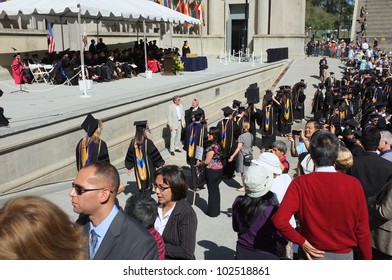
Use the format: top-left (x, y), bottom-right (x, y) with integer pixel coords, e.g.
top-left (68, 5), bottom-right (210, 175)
top-left (148, 227), bottom-right (166, 260)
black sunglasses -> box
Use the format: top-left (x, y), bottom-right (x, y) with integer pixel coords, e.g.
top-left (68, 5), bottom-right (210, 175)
top-left (72, 182), bottom-right (109, 195)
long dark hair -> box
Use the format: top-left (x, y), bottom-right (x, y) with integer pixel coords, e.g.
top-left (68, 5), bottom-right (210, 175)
top-left (208, 126), bottom-right (222, 150)
top-left (233, 191), bottom-right (276, 228)
top-left (133, 127), bottom-right (147, 147)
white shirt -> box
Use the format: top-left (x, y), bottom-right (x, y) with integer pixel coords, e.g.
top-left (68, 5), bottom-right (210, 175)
top-left (154, 202), bottom-right (176, 235)
top-left (175, 105), bottom-right (181, 121)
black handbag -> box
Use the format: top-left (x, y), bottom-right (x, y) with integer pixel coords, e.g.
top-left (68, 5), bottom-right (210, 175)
top-left (244, 154), bottom-right (253, 166)
top-left (196, 165), bottom-right (206, 187)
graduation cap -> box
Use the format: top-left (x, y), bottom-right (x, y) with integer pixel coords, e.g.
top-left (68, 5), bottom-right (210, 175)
top-left (264, 94), bottom-right (273, 103)
top-left (134, 120), bottom-right (148, 128)
top-left (245, 83), bottom-right (260, 104)
top-left (369, 112), bottom-right (380, 119)
top-left (374, 101), bottom-right (387, 109)
top-left (330, 72), bottom-right (335, 75)
top-left (221, 106), bottom-right (234, 115)
top-left (232, 100), bottom-right (242, 107)
top-left (333, 97), bottom-right (345, 105)
top-left (81, 114), bottom-right (99, 137)
top-left (318, 83), bottom-right (325, 89)
top-left (344, 118), bottom-right (359, 128)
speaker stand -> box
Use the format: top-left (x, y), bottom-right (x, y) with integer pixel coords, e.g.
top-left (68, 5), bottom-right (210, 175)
top-left (11, 84), bottom-right (28, 94)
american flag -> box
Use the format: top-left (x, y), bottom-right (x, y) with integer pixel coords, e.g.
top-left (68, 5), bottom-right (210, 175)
top-left (47, 21), bottom-right (55, 53)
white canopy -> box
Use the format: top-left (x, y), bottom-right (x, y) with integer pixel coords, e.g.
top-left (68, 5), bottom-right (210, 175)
top-left (0, 0), bottom-right (200, 24)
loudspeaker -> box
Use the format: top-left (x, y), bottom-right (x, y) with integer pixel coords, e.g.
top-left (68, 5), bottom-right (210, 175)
top-left (245, 83), bottom-right (260, 104)
top-left (0, 107), bottom-right (9, 127)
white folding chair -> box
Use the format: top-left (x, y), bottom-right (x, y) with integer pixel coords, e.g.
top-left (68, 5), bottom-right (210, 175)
top-left (28, 64), bottom-right (43, 83)
top-left (42, 64), bottom-right (55, 84)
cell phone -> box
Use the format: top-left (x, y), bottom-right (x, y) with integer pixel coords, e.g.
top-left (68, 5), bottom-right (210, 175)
top-left (292, 130), bottom-right (301, 136)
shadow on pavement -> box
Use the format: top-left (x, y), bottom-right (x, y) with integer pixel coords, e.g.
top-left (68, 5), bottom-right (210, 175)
top-left (198, 240), bottom-right (236, 260)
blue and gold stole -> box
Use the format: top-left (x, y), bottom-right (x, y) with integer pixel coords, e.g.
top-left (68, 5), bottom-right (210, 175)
top-left (284, 98), bottom-right (291, 120)
top-left (135, 140), bottom-right (147, 190)
top-left (265, 106), bottom-right (270, 132)
top-left (188, 122), bottom-right (202, 158)
top-left (221, 120), bottom-right (227, 148)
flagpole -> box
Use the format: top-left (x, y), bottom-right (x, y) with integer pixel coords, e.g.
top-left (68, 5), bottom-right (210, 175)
top-left (78, 4), bottom-right (90, 98)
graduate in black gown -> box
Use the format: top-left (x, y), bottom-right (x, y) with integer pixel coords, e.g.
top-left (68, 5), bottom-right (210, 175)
top-left (278, 86), bottom-right (294, 136)
top-left (311, 83), bottom-right (325, 121)
top-left (125, 120), bottom-right (165, 193)
top-left (185, 113), bottom-right (208, 189)
top-left (76, 114), bottom-right (110, 171)
top-left (260, 94), bottom-right (279, 151)
top-left (217, 106), bottom-right (240, 178)
top-left (292, 80), bottom-right (307, 122)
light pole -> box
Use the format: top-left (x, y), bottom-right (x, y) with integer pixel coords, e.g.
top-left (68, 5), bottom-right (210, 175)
top-left (243, 0), bottom-right (249, 53)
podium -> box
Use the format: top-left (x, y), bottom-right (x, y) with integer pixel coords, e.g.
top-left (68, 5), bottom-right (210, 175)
top-left (162, 51), bottom-right (177, 76)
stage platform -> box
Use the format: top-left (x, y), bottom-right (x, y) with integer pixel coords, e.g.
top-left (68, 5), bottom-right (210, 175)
top-left (0, 56), bottom-right (287, 194)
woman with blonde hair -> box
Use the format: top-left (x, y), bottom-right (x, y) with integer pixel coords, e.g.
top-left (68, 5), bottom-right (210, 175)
top-left (76, 113), bottom-right (110, 171)
top-left (0, 196), bottom-right (87, 260)
top-left (229, 121), bottom-right (254, 192)
top-left (335, 146), bottom-right (353, 173)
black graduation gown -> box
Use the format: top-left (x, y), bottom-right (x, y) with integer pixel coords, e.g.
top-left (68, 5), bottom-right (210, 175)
top-left (246, 105), bottom-right (262, 145)
top-left (217, 118), bottom-right (240, 177)
top-left (184, 121), bottom-right (208, 189)
top-left (311, 89), bottom-right (325, 121)
top-left (124, 138), bottom-right (165, 193)
top-left (76, 138), bottom-right (110, 171)
top-left (278, 93), bottom-right (293, 135)
top-left (260, 105), bottom-right (278, 150)
top-left (292, 84), bottom-right (306, 120)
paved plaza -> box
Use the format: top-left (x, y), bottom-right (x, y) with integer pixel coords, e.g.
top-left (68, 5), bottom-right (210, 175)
top-left (0, 55), bottom-right (345, 260)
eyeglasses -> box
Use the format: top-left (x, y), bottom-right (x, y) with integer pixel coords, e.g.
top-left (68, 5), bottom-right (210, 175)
top-left (72, 182), bottom-right (105, 195)
top-left (208, 132), bottom-right (213, 135)
top-left (153, 183), bottom-right (171, 192)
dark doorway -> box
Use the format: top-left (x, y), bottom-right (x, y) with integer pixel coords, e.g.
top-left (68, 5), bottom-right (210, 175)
top-left (231, 19), bottom-right (245, 53)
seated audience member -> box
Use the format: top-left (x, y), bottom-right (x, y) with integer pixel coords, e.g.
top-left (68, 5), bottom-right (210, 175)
top-left (271, 140), bottom-right (290, 173)
top-left (124, 193), bottom-right (165, 260)
top-left (232, 165), bottom-right (284, 260)
top-left (154, 165), bottom-right (198, 259)
top-left (0, 196), bottom-right (87, 260)
top-left (71, 161), bottom-right (158, 260)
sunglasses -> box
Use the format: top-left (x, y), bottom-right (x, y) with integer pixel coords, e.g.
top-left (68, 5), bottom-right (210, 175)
top-left (153, 183), bottom-right (171, 192)
top-left (72, 182), bottom-right (112, 195)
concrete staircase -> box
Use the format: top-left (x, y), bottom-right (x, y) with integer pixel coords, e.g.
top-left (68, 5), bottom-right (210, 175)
top-left (353, 0), bottom-right (392, 53)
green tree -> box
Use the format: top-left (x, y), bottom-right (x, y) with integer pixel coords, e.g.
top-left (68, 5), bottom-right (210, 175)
top-left (306, 0), bottom-right (354, 39)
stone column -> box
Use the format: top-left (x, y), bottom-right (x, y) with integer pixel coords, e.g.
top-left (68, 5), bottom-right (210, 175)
top-left (207, 0), bottom-right (223, 36)
top-left (256, 0), bottom-right (269, 35)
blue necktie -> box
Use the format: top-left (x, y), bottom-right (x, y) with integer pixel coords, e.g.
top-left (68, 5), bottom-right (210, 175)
top-left (90, 229), bottom-right (99, 259)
